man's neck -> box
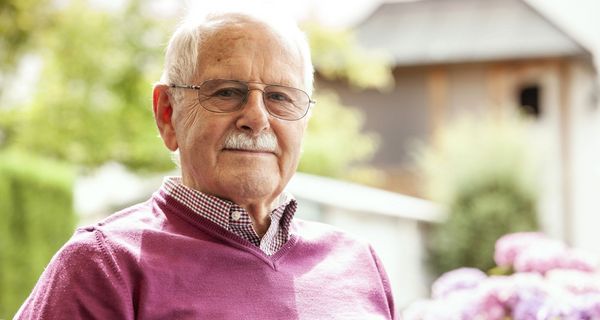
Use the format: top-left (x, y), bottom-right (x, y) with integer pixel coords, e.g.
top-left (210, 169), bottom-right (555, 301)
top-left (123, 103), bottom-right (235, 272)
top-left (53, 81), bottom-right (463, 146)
top-left (178, 175), bottom-right (288, 237)
top-left (241, 202), bottom-right (273, 237)
top-left (234, 193), bottom-right (289, 237)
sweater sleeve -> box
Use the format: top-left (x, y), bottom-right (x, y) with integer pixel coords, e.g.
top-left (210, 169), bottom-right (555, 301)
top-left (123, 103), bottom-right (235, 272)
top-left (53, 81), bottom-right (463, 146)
top-left (14, 227), bottom-right (133, 320)
top-left (369, 245), bottom-right (397, 320)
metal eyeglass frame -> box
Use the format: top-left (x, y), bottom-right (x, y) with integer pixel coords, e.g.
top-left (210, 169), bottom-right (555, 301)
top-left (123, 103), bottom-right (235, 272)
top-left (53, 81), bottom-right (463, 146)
top-left (169, 79), bottom-right (316, 121)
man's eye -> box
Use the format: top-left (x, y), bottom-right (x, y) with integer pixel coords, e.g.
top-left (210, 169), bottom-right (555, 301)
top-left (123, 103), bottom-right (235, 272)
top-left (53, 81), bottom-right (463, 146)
top-left (267, 92), bottom-right (291, 102)
top-left (214, 88), bottom-right (244, 98)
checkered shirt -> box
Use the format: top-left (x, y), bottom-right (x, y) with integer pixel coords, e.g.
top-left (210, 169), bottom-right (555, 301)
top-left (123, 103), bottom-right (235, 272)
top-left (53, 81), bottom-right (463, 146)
top-left (161, 177), bottom-right (297, 256)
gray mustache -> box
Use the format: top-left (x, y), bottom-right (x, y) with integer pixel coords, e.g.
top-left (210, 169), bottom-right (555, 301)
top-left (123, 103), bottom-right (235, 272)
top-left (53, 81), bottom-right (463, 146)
top-left (223, 131), bottom-right (278, 152)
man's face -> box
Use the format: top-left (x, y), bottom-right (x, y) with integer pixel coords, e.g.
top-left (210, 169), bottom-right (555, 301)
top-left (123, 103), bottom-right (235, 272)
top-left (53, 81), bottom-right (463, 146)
top-left (168, 22), bottom-right (308, 207)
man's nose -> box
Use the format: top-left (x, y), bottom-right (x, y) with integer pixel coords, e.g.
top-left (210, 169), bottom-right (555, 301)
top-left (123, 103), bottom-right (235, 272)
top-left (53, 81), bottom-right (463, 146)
top-left (235, 89), bottom-right (270, 135)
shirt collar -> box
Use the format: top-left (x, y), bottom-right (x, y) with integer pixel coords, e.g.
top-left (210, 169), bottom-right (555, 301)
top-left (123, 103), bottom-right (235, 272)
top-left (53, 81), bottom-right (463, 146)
top-left (160, 176), bottom-right (296, 232)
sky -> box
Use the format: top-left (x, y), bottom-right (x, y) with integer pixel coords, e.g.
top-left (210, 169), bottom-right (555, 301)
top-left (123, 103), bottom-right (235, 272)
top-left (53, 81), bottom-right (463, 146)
top-left (525, 0), bottom-right (600, 53)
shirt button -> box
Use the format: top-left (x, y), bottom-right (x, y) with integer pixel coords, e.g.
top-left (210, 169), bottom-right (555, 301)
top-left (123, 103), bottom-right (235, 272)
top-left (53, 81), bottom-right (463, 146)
top-left (231, 212), bottom-right (242, 221)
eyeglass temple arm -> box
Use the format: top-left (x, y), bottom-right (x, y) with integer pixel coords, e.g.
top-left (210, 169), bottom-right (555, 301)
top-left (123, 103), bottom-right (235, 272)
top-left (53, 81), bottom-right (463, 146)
top-left (169, 84), bottom-right (202, 90)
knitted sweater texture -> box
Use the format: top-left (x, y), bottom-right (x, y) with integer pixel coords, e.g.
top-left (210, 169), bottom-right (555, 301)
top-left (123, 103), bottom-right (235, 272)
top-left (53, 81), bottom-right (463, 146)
top-left (16, 190), bottom-right (396, 319)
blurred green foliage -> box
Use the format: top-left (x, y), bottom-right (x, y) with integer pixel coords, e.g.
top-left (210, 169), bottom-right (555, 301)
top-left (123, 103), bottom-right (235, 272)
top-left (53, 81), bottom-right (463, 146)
top-left (0, 0), bottom-right (53, 74)
top-left (0, 149), bottom-right (75, 318)
top-left (1, 0), bottom-right (173, 172)
top-left (304, 23), bottom-right (393, 90)
top-left (300, 91), bottom-right (381, 183)
top-left (415, 116), bottom-right (539, 275)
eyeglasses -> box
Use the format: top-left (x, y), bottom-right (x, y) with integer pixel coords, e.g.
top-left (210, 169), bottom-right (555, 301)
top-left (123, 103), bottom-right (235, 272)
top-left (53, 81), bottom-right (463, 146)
top-left (169, 79), bottom-right (315, 121)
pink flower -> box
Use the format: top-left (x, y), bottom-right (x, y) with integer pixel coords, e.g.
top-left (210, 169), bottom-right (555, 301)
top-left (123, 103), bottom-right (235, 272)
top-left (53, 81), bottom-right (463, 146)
top-left (472, 276), bottom-right (515, 317)
top-left (494, 232), bottom-right (546, 267)
top-left (511, 291), bottom-right (547, 320)
top-left (427, 291), bottom-right (480, 320)
top-left (542, 292), bottom-right (586, 320)
top-left (403, 232), bottom-right (600, 319)
top-left (402, 293), bottom-right (480, 320)
top-left (513, 238), bottom-right (567, 274)
top-left (491, 274), bottom-right (548, 306)
top-left (431, 267), bottom-right (487, 299)
top-left (560, 249), bottom-right (599, 273)
top-left (497, 232), bottom-right (598, 274)
top-left (567, 292), bottom-right (600, 319)
top-left (402, 299), bottom-right (432, 320)
top-left (546, 269), bottom-right (600, 295)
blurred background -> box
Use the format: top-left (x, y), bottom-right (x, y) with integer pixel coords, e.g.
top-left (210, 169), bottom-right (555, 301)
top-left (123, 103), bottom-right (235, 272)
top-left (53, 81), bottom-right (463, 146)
top-left (1, 0), bottom-right (599, 317)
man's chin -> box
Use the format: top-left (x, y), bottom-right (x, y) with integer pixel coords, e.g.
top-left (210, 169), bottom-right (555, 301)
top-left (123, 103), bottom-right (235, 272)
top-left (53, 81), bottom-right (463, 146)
top-left (220, 152), bottom-right (278, 171)
top-left (221, 171), bottom-right (280, 202)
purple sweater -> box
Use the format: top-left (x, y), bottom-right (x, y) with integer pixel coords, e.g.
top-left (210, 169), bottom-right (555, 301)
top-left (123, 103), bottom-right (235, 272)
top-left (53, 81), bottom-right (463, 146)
top-left (16, 190), bottom-right (396, 319)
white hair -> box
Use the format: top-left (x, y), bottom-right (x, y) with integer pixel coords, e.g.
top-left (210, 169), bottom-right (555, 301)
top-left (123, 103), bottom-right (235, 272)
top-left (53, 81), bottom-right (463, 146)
top-left (159, 6), bottom-right (314, 102)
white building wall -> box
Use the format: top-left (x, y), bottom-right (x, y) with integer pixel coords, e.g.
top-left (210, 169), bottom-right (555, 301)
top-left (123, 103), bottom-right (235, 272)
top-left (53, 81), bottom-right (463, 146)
top-left (568, 60), bottom-right (600, 253)
top-left (530, 62), bottom-right (566, 241)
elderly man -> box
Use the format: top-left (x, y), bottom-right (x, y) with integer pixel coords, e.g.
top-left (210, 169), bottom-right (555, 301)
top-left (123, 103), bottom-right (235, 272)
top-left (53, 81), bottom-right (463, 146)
top-left (16, 8), bottom-right (395, 320)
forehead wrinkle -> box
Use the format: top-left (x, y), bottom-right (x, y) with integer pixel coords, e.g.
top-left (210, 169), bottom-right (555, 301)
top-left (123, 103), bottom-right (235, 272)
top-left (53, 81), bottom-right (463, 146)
top-left (195, 22), bottom-right (304, 87)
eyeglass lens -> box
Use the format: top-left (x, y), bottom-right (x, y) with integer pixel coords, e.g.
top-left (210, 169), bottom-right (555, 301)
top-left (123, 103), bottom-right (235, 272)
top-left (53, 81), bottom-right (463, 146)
top-left (196, 80), bottom-right (309, 120)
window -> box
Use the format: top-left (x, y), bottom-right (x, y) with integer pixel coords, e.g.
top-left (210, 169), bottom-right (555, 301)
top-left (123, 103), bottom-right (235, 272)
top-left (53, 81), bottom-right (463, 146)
top-left (518, 85), bottom-right (541, 118)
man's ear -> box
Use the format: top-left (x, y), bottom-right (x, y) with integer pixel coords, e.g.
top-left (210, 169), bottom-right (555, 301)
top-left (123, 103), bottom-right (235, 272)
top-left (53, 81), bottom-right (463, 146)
top-left (153, 84), bottom-right (178, 151)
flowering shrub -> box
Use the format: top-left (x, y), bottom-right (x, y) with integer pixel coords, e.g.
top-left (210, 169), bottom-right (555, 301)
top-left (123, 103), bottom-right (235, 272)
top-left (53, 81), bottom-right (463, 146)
top-left (403, 232), bottom-right (600, 320)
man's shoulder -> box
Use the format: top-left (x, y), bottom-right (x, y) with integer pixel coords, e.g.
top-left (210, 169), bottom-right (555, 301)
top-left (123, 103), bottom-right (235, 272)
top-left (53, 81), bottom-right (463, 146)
top-left (87, 199), bottom-right (158, 233)
top-left (15, 211), bottom-right (143, 319)
top-left (70, 199), bottom-right (160, 253)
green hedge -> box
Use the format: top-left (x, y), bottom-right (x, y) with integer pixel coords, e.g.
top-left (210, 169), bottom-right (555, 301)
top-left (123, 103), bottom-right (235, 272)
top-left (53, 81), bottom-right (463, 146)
top-left (0, 150), bottom-right (75, 318)
top-left (415, 116), bottom-right (539, 275)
